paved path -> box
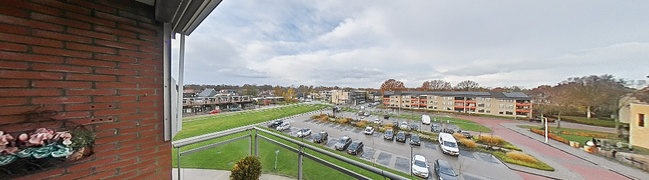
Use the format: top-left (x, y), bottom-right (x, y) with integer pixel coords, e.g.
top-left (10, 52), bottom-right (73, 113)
top-left (172, 168), bottom-right (295, 180)
top-left (455, 115), bottom-right (649, 180)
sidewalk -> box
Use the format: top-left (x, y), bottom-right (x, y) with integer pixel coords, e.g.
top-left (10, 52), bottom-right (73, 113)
top-left (502, 123), bottom-right (649, 180)
top-left (172, 168), bottom-right (295, 180)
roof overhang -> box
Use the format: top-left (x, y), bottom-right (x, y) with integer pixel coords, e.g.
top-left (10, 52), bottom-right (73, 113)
top-left (149, 0), bottom-right (223, 36)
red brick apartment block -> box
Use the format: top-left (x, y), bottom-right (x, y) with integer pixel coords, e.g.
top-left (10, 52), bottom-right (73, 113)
top-left (0, 0), bottom-right (171, 179)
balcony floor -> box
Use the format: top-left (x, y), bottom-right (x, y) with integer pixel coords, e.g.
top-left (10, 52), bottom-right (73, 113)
top-left (172, 168), bottom-right (295, 180)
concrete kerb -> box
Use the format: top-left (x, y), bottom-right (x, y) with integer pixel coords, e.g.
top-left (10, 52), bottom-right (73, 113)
top-left (502, 123), bottom-right (645, 180)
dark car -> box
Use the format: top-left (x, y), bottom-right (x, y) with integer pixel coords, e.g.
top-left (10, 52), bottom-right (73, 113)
top-left (384, 114), bottom-right (390, 119)
top-left (434, 159), bottom-right (458, 180)
top-left (460, 131), bottom-right (472, 139)
top-left (409, 134), bottom-right (421, 146)
top-left (396, 131), bottom-right (406, 143)
top-left (409, 124), bottom-right (419, 131)
top-left (312, 132), bottom-right (328, 143)
top-left (431, 123), bottom-right (442, 133)
top-left (442, 125), bottom-right (460, 134)
top-left (334, 136), bottom-right (353, 151)
top-left (347, 141), bottom-right (364, 155)
top-left (268, 120), bottom-right (284, 128)
top-left (383, 129), bottom-right (394, 140)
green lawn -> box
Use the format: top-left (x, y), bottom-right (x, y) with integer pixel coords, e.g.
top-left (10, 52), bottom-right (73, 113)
top-left (517, 125), bottom-right (622, 144)
top-left (172, 103), bottom-right (414, 179)
top-left (175, 104), bottom-right (329, 140)
top-left (557, 115), bottom-right (616, 128)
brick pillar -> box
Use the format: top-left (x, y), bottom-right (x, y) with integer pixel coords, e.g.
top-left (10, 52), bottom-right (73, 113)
top-left (1, 0), bottom-right (171, 179)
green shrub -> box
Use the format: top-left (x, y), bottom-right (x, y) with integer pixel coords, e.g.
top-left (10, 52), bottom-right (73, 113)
top-left (477, 135), bottom-right (505, 146)
top-left (459, 139), bottom-right (477, 148)
top-left (452, 133), bottom-right (465, 140)
top-left (356, 120), bottom-right (368, 127)
top-left (506, 151), bottom-right (538, 163)
top-left (230, 156), bottom-right (262, 180)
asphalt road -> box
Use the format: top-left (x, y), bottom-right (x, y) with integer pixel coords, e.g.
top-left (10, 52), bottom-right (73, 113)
top-left (277, 109), bottom-right (523, 180)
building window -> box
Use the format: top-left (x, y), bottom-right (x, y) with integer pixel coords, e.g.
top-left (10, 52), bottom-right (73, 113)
top-left (640, 114), bottom-right (646, 127)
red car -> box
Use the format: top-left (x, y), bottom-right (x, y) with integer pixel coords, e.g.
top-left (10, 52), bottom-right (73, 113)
top-left (209, 110), bottom-right (220, 114)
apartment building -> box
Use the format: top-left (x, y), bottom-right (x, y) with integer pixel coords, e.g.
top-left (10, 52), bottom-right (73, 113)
top-left (331, 90), bottom-right (368, 104)
top-left (382, 91), bottom-right (533, 118)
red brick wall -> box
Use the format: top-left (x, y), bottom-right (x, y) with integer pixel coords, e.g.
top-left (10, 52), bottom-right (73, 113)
top-left (0, 0), bottom-right (171, 179)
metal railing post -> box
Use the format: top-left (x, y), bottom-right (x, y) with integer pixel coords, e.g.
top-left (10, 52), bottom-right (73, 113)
top-left (246, 130), bottom-right (251, 156)
top-left (298, 146), bottom-right (303, 180)
top-left (254, 129), bottom-right (259, 157)
top-left (176, 147), bottom-right (181, 180)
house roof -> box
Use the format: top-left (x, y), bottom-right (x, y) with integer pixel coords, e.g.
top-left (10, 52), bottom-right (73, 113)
top-left (384, 91), bottom-right (531, 100)
top-left (135, 0), bottom-right (223, 36)
top-left (198, 88), bottom-right (218, 97)
top-left (632, 87), bottom-right (649, 103)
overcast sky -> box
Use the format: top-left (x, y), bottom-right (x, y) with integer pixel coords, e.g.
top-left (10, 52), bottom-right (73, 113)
top-left (172, 0), bottom-right (649, 89)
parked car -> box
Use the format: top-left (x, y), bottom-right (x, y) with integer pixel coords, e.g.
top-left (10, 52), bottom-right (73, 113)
top-left (312, 131), bottom-right (328, 143)
top-left (334, 136), bottom-right (352, 151)
top-left (409, 124), bottom-right (419, 131)
top-left (431, 123), bottom-right (442, 133)
top-left (373, 118), bottom-right (382, 125)
top-left (296, 128), bottom-right (311, 138)
top-left (229, 107), bottom-right (240, 111)
top-left (347, 141), bottom-right (364, 155)
top-left (268, 120), bottom-right (284, 128)
top-left (383, 129), bottom-right (394, 140)
top-left (209, 109), bottom-right (220, 114)
top-left (421, 115), bottom-right (431, 125)
top-left (410, 134), bottom-right (421, 146)
top-left (384, 115), bottom-right (390, 119)
top-left (412, 155), bottom-right (430, 178)
top-left (399, 122), bottom-right (409, 130)
top-left (438, 133), bottom-right (459, 156)
top-left (276, 122), bottom-right (291, 131)
top-left (363, 127), bottom-right (374, 135)
top-left (434, 159), bottom-right (458, 180)
top-left (442, 125), bottom-right (460, 134)
top-left (396, 131), bottom-right (407, 143)
top-left (460, 131), bottom-right (472, 139)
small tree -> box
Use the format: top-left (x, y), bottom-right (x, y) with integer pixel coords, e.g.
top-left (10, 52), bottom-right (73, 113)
top-left (230, 156), bottom-right (262, 180)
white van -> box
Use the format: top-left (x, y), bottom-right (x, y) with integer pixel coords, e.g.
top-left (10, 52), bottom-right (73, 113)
top-left (421, 115), bottom-right (431, 125)
top-left (438, 133), bottom-right (459, 156)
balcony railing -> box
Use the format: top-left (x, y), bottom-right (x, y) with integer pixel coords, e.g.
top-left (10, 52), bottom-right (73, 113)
top-left (172, 125), bottom-right (407, 180)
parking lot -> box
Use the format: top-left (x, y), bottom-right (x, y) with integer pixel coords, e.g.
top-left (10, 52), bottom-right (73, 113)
top-left (277, 109), bottom-right (523, 180)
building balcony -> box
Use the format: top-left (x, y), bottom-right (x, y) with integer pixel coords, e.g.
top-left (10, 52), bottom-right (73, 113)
top-left (516, 103), bottom-right (531, 106)
top-left (516, 109), bottom-right (531, 113)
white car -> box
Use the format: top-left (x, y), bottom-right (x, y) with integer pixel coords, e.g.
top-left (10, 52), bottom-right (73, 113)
top-left (276, 122), bottom-right (291, 131)
top-left (296, 128), bottom-right (311, 138)
top-left (399, 122), bottom-right (408, 129)
top-left (373, 118), bottom-right (382, 125)
top-left (421, 115), bottom-right (431, 125)
top-left (412, 155), bottom-right (430, 178)
top-left (438, 133), bottom-right (459, 156)
top-left (363, 127), bottom-right (374, 135)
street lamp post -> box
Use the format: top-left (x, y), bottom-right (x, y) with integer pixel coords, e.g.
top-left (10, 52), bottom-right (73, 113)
top-left (410, 144), bottom-right (413, 177)
top-left (274, 150), bottom-right (280, 170)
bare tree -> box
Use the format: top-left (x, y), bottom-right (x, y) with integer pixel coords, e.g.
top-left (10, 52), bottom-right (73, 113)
top-left (562, 75), bottom-right (628, 119)
top-left (455, 80), bottom-right (479, 91)
top-left (380, 79), bottom-right (406, 94)
top-left (421, 80), bottom-right (452, 91)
